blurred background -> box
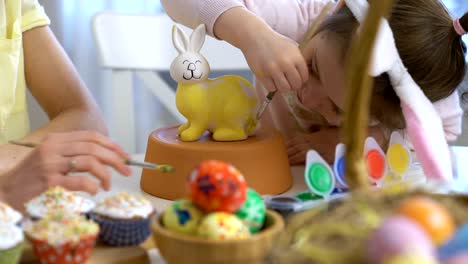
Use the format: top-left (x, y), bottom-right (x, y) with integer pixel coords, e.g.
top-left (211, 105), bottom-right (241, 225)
top-left (32, 0), bottom-right (468, 153)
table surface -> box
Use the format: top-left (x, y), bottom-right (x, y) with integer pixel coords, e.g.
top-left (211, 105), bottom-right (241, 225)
top-left (72, 146), bottom-right (468, 264)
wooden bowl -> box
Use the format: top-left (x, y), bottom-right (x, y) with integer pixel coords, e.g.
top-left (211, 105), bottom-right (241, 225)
top-left (141, 126), bottom-right (292, 200)
top-left (152, 210), bottom-right (285, 264)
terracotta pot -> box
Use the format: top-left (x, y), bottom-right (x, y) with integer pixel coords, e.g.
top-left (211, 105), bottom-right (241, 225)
top-left (141, 126), bottom-right (292, 200)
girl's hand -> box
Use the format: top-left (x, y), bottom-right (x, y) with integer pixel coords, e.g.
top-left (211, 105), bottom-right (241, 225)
top-left (213, 7), bottom-right (309, 93)
top-left (241, 30), bottom-right (309, 92)
top-left (286, 129), bottom-right (340, 165)
top-left (1, 131), bottom-right (131, 210)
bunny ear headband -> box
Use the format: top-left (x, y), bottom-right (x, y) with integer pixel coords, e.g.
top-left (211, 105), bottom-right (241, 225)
top-left (344, 0), bottom-right (453, 181)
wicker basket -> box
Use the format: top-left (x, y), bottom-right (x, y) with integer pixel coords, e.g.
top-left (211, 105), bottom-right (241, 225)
top-left (152, 210), bottom-right (284, 264)
top-left (271, 0), bottom-right (467, 263)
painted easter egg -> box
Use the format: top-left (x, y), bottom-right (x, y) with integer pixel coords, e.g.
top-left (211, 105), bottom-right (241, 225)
top-left (397, 197), bottom-right (455, 245)
top-left (367, 216), bottom-right (435, 264)
top-left (197, 212), bottom-right (250, 240)
top-left (443, 253), bottom-right (468, 264)
top-left (439, 224), bottom-right (468, 261)
top-left (235, 188), bottom-right (266, 233)
top-left (162, 199), bottom-right (204, 235)
top-left (383, 255), bottom-right (439, 264)
top-left (189, 160), bottom-right (247, 213)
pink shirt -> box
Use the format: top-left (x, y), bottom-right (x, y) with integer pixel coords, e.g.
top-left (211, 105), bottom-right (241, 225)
top-left (161, 0), bottom-right (463, 142)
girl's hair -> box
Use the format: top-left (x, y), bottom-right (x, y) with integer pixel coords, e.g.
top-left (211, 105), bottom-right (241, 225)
top-left (318, 0), bottom-right (467, 130)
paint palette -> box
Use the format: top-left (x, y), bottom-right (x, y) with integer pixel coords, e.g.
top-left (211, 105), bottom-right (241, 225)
top-left (305, 150), bottom-right (336, 199)
top-left (265, 134), bottom-right (416, 215)
top-left (365, 137), bottom-right (388, 186)
top-left (386, 132), bottom-right (412, 180)
top-left (334, 144), bottom-right (348, 188)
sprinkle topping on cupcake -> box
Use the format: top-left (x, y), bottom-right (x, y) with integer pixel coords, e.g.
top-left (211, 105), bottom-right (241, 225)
top-left (0, 224), bottom-right (24, 250)
top-left (93, 192), bottom-right (153, 219)
top-left (24, 212), bottom-right (99, 246)
top-left (0, 202), bottom-right (22, 225)
top-left (25, 186), bottom-right (95, 219)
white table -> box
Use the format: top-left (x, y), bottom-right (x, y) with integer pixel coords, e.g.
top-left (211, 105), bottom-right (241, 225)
top-left (96, 146), bottom-right (468, 263)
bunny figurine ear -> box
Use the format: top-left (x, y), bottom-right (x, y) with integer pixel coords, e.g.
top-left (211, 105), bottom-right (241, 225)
top-left (344, 0), bottom-right (453, 181)
top-left (172, 25), bottom-right (189, 54)
top-left (189, 24), bottom-right (206, 53)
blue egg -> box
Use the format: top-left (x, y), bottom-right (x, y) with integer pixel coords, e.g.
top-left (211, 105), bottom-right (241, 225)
top-left (438, 224), bottom-right (468, 261)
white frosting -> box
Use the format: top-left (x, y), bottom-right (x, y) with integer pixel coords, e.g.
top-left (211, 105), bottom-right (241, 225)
top-left (25, 186), bottom-right (95, 219)
top-left (0, 203), bottom-right (22, 225)
top-left (0, 224), bottom-right (24, 250)
top-left (23, 213), bottom-right (99, 246)
top-left (93, 192), bottom-right (154, 219)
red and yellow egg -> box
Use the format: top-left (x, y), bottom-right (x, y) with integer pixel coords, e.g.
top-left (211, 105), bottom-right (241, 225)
top-left (189, 160), bottom-right (247, 213)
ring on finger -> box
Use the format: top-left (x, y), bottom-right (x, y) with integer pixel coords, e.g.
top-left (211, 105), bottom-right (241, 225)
top-left (68, 158), bottom-right (78, 173)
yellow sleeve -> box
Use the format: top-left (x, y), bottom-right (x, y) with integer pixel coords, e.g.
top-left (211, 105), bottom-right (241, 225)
top-left (21, 0), bottom-right (50, 32)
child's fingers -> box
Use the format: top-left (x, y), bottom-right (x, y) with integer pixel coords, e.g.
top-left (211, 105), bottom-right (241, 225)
top-left (285, 66), bottom-right (303, 91)
top-left (296, 61), bottom-right (310, 84)
top-left (258, 77), bottom-right (276, 93)
top-left (273, 73), bottom-right (291, 92)
top-left (288, 149), bottom-right (307, 165)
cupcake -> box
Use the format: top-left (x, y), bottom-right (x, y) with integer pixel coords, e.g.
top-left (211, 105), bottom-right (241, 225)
top-left (0, 202), bottom-right (22, 225)
top-left (24, 212), bottom-right (99, 264)
top-left (0, 224), bottom-right (24, 264)
top-left (25, 186), bottom-right (95, 219)
top-left (90, 192), bottom-right (155, 246)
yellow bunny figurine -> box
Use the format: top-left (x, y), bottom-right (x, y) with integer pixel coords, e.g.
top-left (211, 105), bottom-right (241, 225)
top-left (170, 24), bottom-right (258, 142)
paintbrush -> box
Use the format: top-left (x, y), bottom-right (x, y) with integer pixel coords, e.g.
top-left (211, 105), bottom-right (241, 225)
top-left (9, 140), bottom-right (175, 173)
top-left (246, 2), bottom-right (334, 132)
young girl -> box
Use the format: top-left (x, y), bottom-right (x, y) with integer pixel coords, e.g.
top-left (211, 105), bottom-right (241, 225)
top-left (161, 0), bottom-right (467, 165)
top-left (0, 0), bottom-right (131, 201)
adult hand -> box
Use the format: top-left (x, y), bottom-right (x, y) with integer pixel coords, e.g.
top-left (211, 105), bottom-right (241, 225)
top-left (0, 131), bottom-right (131, 210)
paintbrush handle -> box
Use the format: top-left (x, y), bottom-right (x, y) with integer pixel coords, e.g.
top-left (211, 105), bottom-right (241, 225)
top-left (9, 140), bottom-right (173, 172)
top-left (125, 160), bottom-right (158, 169)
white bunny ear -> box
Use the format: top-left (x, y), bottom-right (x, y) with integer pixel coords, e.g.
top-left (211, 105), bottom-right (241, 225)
top-left (172, 25), bottom-right (189, 54)
top-left (189, 24), bottom-right (206, 53)
top-left (369, 19), bottom-right (400, 76)
top-left (344, 0), bottom-right (368, 23)
top-left (345, 0), bottom-right (399, 76)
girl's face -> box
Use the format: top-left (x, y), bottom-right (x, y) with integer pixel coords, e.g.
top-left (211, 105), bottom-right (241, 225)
top-left (300, 31), bottom-right (346, 126)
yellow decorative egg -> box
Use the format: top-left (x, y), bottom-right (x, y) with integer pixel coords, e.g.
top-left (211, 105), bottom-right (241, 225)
top-left (383, 255), bottom-right (438, 264)
top-left (197, 212), bottom-right (250, 240)
top-left (162, 199), bottom-right (204, 235)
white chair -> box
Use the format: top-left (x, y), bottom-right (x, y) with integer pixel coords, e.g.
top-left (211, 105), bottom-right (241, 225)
top-left (92, 12), bottom-right (249, 153)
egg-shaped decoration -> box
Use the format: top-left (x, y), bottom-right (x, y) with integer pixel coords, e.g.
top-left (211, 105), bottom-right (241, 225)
top-left (162, 199), bottom-right (204, 235)
top-left (197, 212), bottom-right (250, 240)
top-left (397, 196), bottom-right (455, 246)
top-left (443, 253), bottom-right (468, 264)
top-left (367, 216), bottom-right (436, 264)
top-left (189, 160), bottom-right (247, 213)
top-left (235, 188), bottom-right (266, 233)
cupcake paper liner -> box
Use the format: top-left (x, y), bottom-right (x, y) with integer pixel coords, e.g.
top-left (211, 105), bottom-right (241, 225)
top-left (29, 235), bottom-right (97, 264)
top-left (89, 213), bottom-right (151, 246)
top-left (0, 243), bottom-right (23, 264)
